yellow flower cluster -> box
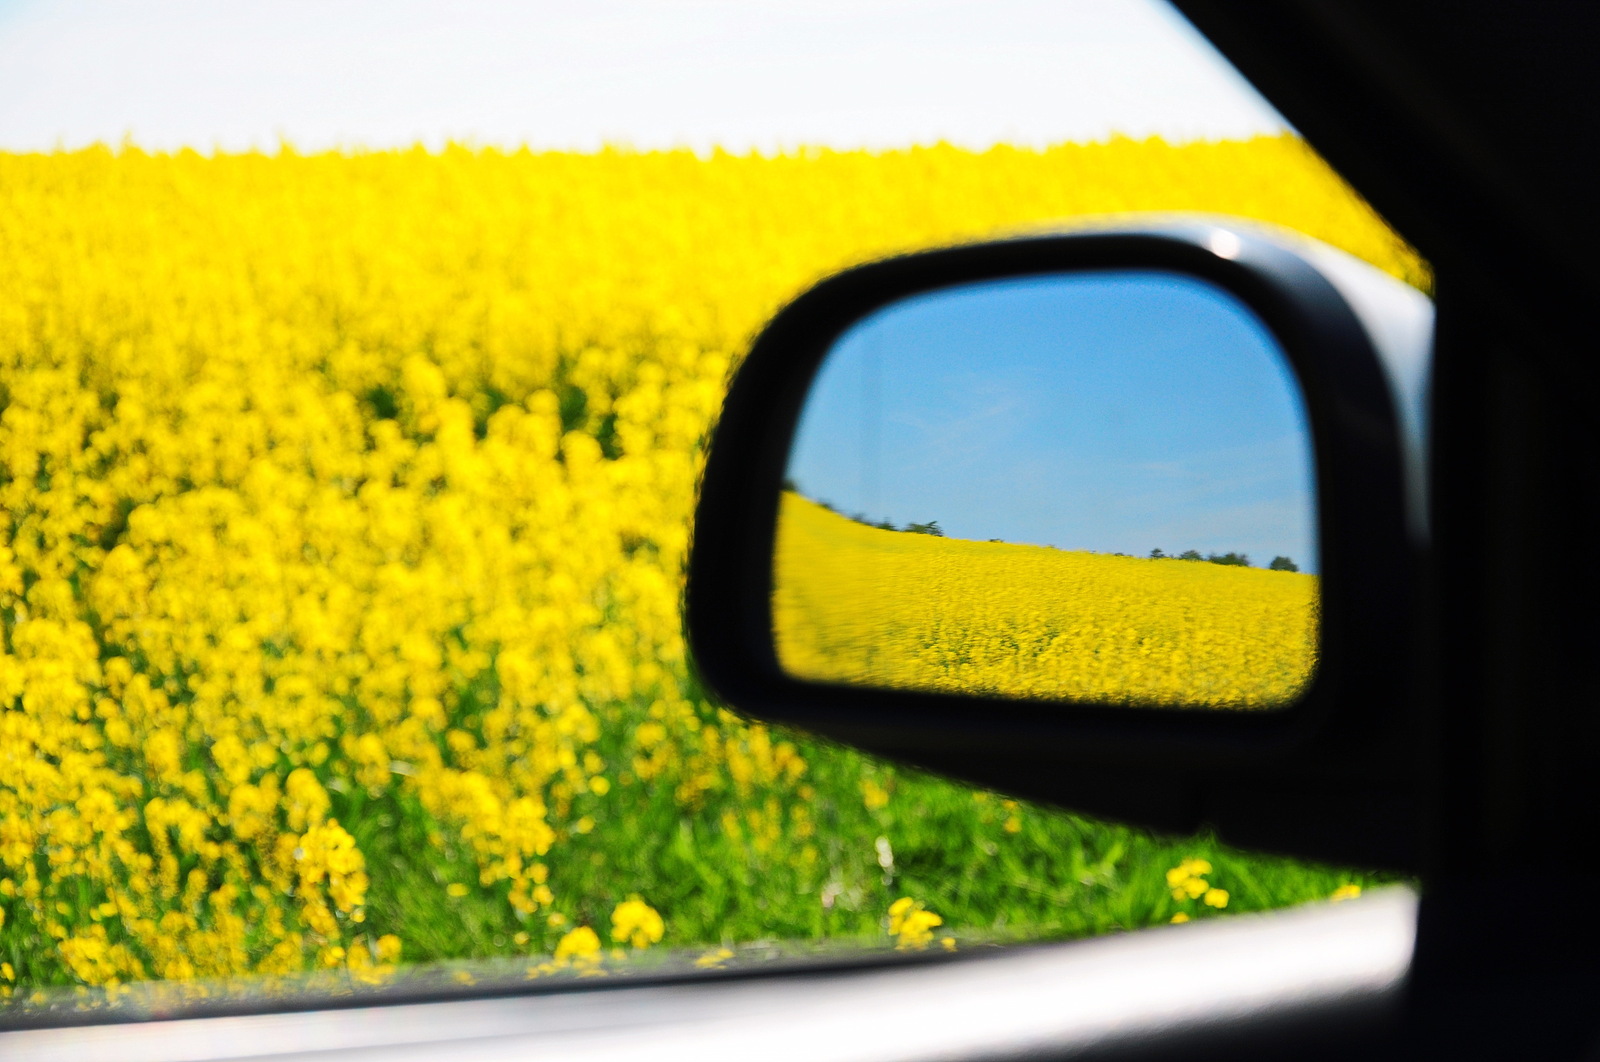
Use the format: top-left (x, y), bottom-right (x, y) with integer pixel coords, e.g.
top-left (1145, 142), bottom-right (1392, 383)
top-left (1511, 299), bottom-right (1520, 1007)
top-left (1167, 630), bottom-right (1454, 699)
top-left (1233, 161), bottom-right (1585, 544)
top-left (0, 136), bottom-right (1415, 988)
top-left (551, 926), bottom-right (603, 972)
top-left (773, 495), bottom-right (1316, 708)
top-left (886, 897), bottom-right (944, 950)
top-left (611, 896), bottom-right (666, 949)
top-left (1166, 858), bottom-right (1229, 923)
top-left (529, 897), bottom-right (663, 977)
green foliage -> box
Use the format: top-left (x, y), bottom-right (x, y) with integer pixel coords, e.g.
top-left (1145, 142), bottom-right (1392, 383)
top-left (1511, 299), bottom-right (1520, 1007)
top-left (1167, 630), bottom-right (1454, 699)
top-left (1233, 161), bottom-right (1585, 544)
top-left (1206, 552), bottom-right (1251, 567)
top-left (1268, 556), bottom-right (1300, 572)
top-left (357, 682), bottom-right (1388, 961)
top-left (1156, 549), bottom-right (1256, 567)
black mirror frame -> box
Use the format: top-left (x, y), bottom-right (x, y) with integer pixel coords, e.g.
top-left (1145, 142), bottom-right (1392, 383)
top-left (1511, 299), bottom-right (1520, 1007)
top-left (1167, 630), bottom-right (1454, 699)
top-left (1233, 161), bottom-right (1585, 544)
top-left (687, 220), bottom-right (1422, 870)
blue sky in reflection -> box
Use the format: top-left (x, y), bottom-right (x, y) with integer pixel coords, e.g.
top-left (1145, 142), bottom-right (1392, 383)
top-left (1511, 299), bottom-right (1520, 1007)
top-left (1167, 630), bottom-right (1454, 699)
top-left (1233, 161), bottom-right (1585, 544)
top-left (785, 272), bottom-right (1318, 571)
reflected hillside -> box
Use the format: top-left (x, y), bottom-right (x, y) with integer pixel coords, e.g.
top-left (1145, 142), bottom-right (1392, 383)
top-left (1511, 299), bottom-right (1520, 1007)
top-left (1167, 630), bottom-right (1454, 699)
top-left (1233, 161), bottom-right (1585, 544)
top-left (773, 493), bottom-right (1317, 708)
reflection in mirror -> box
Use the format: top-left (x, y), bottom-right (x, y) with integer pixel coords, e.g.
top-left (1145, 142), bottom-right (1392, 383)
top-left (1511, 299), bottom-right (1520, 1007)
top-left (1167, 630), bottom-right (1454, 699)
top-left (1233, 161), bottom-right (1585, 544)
top-left (774, 271), bottom-right (1318, 709)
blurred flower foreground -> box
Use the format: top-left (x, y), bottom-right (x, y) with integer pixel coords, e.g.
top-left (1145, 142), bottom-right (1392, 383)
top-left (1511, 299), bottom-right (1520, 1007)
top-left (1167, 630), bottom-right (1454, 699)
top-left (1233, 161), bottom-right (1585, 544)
top-left (0, 138), bottom-right (1422, 993)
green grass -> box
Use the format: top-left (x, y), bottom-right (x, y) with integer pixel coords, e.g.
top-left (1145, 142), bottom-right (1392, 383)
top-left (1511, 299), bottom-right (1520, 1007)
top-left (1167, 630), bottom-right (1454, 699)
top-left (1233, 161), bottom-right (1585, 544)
top-left (333, 681), bottom-right (1388, 966)
top-left (0, 676), bottom-right (1391, 999)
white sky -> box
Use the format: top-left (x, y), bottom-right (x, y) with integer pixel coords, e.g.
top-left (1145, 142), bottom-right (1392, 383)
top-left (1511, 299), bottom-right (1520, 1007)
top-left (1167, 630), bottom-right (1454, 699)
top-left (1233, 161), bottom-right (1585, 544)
top-left (0, 0), bottom-right (1288, 153)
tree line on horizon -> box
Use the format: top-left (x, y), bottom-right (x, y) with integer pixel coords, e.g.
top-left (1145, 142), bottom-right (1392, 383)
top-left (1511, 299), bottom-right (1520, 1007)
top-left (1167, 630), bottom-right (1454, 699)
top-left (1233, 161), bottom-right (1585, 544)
top-left (789, 483), bottom-right (947, 537)
top-left (1148, 548), bottom-right (1300, 572)
top-left (787, 485), bottom-right (1299, 571)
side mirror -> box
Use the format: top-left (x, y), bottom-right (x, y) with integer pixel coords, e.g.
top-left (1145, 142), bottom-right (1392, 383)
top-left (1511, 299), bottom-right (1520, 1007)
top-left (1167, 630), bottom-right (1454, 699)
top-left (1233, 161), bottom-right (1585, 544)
top-left (687, 218), bottom-right (1430, 870)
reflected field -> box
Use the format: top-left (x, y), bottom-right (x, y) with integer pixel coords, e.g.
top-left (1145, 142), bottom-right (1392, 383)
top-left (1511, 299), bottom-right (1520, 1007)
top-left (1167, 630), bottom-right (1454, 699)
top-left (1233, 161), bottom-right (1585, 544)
top-left (774, 493), bottom-right (1317, 708)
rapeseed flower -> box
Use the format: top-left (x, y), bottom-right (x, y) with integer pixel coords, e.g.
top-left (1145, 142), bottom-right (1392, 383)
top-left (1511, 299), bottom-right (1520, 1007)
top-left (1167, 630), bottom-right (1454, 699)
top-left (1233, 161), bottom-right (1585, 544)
top-left (775, 497), bottom-right (1317, 708)
top-left (887, 897), bottom-right (943, 950)
top-left (1165, 858), bottom-right (1231, 917)
top-left (0, 137), bottom-right (1415, 990)
top-left (554, 926), bottom-right (602, 967)
top-left (610, 898), bottom-right (665, 949)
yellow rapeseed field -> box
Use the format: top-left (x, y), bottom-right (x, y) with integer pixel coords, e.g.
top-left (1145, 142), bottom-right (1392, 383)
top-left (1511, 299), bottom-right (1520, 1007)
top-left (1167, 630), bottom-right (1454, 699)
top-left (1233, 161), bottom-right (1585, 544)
top-left (0, 137), bottom-right (1421, 991)
top-left (773, 494), bottom-right (1317, 707)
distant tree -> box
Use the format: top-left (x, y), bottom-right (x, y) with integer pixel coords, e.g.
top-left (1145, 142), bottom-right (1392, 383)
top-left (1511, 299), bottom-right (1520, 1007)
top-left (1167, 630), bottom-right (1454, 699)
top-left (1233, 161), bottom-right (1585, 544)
top-left (782, 477), bottom-right (798, 493)
top-left (819, 499), bottom-right (838, 513)
top-left (1206, 551), bottom-right (1251, 567)
top-left (1149, 548), bottom-right (1167, 559)
top-left (1268, 555), bottom-right (1300, 572)
top-left (874, 519), bottom-right (896, 531)
top-left (1177, 549), bottom-right (1204, 561)
top-left (904, 520), bottom-right (944, 537)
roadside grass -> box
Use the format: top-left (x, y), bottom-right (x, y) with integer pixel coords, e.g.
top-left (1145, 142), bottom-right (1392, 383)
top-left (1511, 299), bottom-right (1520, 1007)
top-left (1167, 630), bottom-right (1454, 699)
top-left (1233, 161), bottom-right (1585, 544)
top-left (341, 682), bottom-right (1388, 966)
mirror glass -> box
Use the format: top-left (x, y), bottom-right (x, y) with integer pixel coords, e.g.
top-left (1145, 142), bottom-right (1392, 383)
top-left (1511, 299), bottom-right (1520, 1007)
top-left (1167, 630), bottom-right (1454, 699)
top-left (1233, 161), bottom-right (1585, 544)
top-left (774, 270), bottom-right (1318, 710)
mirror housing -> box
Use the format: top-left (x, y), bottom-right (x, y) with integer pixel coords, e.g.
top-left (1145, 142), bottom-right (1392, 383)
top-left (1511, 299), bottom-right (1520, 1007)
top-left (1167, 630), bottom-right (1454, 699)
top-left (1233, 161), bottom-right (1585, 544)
top-left (687, 218), bottom-right (1429, 870)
